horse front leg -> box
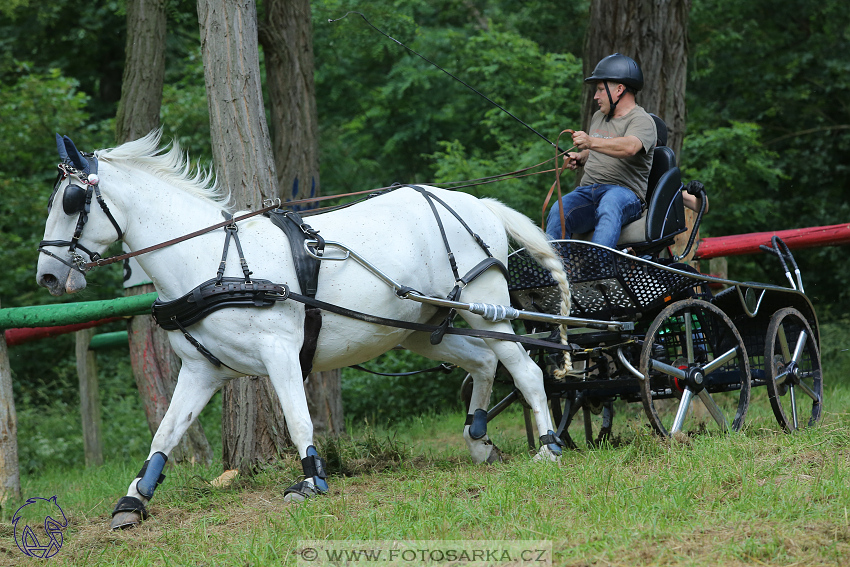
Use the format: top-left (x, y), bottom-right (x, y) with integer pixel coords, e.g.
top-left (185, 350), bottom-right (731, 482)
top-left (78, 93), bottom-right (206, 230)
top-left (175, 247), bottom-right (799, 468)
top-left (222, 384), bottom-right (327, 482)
top-left (111, 363), bottom-right (224, 530)
top-left (400, 333), bottom-right (502, 464)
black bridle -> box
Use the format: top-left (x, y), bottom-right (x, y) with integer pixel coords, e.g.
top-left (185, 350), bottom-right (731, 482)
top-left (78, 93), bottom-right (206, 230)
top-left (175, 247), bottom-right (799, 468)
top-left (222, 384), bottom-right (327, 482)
top-left (38, 160), bottom-right (124, 274)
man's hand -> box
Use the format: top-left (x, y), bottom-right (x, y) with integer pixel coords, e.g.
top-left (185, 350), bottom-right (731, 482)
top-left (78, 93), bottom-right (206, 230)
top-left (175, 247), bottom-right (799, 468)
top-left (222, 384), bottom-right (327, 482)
top-left (571, 130), bottom-right (592, 151)
top-left (563, 152), bottom-right (583, 170)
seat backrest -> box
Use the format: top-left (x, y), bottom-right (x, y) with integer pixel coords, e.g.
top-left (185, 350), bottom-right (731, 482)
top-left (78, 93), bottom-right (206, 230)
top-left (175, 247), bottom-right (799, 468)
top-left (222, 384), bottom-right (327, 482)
top-left (646, 114), bottom-right (677, 203)
top-left (645, 166), bottom-right (686, 242)
top-left (647, 146), bottom-right (676, 202)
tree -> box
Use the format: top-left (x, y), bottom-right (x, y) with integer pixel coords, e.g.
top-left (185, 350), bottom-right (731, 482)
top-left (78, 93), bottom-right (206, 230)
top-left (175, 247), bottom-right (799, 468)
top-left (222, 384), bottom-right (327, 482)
top-left (197, 0), bottom-right (292, 471)
top-left (581, 0), bottom-right (693, 258)
top-left (685, 0), bottom-right (850, 313)
top-left (259, 0), bottom-right (344, 436)
top-left (117, 0), bottom-right (213, 465)
top-left (581, 0), bottom-right (690, 156)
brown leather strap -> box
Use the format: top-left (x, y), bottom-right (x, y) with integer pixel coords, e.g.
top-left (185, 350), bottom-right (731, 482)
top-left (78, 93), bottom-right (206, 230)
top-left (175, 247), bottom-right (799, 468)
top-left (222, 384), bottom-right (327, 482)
top-left (541, 134), bottom-right (575, 239)
top-left (87, 151), bottom-right (574, 270)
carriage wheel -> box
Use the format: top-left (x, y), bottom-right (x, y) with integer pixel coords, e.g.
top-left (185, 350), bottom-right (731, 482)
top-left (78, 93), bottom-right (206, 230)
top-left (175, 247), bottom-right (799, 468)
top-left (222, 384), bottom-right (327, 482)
top-left (639, 299), bottom-right (751, 437)
top-left (764, 308), bottom-right (823, 432)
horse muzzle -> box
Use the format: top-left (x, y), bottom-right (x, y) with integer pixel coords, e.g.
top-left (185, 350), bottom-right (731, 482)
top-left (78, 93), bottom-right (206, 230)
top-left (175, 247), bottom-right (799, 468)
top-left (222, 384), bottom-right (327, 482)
top-left (36, 259), bottom-right (87, 296)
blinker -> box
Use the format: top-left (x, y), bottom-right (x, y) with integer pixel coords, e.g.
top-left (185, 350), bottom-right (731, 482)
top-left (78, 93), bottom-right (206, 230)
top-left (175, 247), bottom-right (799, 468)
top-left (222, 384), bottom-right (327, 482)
top-left (63, 184), bottom-right (88, 215)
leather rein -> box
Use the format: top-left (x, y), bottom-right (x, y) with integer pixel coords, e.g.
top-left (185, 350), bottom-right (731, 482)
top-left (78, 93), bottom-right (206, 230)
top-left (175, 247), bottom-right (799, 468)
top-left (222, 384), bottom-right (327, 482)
top-left (45, 151), bottom-right (567, 273)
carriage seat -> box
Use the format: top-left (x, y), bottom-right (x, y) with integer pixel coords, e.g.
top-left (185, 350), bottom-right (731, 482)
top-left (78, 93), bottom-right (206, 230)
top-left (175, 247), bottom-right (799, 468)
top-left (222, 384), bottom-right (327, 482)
top-left (574, 114), bottom-right (688, 254)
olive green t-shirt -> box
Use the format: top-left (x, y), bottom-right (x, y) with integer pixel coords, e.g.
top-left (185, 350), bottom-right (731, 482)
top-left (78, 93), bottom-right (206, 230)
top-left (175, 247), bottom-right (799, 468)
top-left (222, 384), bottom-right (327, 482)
top-left (580, 106), bottom-right (656, 200)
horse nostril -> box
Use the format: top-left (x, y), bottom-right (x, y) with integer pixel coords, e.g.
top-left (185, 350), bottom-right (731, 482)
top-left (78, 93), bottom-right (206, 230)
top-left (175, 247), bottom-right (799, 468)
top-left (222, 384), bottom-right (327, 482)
top-left (38, 273), bottom-right (58, 289)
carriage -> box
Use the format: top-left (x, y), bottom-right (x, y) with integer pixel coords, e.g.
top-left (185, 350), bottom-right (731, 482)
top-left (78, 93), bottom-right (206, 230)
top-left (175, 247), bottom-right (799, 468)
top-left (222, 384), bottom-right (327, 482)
top-left (494, 237), bottom-right (822, 449)
top-left (479, 115), bottom-right (823, 448)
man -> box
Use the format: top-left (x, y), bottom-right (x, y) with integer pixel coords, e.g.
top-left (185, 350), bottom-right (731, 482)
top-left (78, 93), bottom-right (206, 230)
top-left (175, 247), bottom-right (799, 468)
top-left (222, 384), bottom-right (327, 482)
top-left (546, 53), bottom-right (656, 248)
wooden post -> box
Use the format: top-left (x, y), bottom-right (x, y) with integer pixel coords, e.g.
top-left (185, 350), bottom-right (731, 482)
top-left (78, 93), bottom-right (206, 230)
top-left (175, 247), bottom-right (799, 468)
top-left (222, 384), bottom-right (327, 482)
top-left (76, 328), bottom-right (103, 467)
top-left (0, 300), bottom-right (21, 507)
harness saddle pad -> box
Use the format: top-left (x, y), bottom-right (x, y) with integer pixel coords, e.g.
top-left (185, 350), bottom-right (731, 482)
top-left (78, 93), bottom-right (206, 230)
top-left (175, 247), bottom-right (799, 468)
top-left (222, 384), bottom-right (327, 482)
top-left (267, 210), bottom-right (323, 377)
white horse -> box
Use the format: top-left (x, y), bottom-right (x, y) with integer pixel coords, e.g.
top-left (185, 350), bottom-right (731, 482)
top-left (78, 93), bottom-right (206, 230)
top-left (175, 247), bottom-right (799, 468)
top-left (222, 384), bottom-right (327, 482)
top-left (36, 132), bottom-right (571, 529)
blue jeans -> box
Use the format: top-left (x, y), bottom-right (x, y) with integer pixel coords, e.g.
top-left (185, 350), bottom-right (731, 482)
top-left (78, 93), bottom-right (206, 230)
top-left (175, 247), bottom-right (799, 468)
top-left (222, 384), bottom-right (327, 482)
top-left (545, 184), bottom-right (643, 249)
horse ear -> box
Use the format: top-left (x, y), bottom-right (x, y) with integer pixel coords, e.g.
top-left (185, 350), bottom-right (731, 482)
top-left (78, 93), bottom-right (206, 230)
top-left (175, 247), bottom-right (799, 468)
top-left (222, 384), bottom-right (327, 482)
top-left (62, 135), bottom-right (89, 173)
top-left (55, 133), bottom-right (70, 164)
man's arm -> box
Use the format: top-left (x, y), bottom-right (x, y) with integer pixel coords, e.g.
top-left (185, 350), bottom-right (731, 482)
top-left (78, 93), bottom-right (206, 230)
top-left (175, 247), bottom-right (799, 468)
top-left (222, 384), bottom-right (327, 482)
top-left (572, 130), bottom-right (644, 158)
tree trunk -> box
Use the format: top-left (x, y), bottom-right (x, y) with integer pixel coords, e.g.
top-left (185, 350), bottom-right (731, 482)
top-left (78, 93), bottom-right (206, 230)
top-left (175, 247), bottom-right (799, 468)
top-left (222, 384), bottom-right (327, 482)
top-left (260, 0), bottom-right (344, 436)
top-left (0, 301), bottom-right (21, 507)
top-left (259, 0), bottom-right (320, 204)
top-left (115, 0), bottom-right (167, 142)
top-left (581, 0), bottom-right (690, 157)
top-left (583, 0), bottom-right (695, 260)
top-left (126, 285), bottom-right (213, 464)
top-left (116, 0), bottom-right (213, 464)
top-left (198, 0), bottom-right (292, 472)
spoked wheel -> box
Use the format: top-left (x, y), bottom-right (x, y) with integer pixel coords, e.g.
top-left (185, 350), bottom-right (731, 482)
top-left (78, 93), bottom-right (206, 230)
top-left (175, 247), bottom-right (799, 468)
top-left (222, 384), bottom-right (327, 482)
top-left (640, 299), bottom-right (751, 437)
top-left (765, 308), bottom-right (823, 432)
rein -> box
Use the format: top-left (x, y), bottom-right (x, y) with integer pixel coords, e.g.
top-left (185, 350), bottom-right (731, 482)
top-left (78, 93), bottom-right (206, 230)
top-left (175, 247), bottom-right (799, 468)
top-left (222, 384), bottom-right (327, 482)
top-left (76, 153), bottom-right (567, 271)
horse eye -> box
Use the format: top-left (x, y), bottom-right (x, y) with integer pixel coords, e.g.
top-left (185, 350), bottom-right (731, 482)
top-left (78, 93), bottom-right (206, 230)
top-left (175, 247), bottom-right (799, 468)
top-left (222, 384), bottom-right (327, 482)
top-left (62, 184), bottom-right (88, 215)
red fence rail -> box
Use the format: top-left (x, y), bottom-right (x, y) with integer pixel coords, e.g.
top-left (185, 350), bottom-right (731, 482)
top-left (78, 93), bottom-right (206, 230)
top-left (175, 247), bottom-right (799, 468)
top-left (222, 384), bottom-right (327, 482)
top-left (693, 223), bottom-right (850, 260)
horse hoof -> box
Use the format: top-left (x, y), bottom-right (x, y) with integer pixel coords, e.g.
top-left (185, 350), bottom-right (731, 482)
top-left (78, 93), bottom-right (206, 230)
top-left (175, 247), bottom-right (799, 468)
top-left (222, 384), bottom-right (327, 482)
top-left (532, 446), bottom-right (561, 463)
top-left (111, 495), bottom-right (148, 529)
top-left (284, 480), bottom-right (324, 503)
top-left (485, 445), bottom-right (503, 464)
top-left (110, 510), bottom-right (143, 530)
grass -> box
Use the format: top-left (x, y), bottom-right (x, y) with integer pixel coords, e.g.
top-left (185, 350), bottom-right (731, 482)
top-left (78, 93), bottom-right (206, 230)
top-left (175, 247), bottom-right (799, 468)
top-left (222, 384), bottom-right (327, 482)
top-left (4, 336), bottom-right (849, 566)
top-left (4, 386), bottom-right (849, 566)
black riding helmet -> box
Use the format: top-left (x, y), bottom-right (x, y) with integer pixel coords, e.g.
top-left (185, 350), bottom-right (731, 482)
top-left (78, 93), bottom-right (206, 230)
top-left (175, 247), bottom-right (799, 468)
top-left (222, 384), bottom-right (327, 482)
top-left (585, 53), bottom-right (644, 120)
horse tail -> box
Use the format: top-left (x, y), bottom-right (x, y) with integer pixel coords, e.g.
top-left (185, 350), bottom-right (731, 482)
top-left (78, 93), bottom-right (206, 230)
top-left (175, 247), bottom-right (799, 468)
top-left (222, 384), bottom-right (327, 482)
top-left (480, 198), bottom-right (572, 375)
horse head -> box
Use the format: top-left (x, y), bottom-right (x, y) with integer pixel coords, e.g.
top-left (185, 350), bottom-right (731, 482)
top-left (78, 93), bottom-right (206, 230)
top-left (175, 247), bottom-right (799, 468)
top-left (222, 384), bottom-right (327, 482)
top-left (36, 135), bottom-right (125, 296)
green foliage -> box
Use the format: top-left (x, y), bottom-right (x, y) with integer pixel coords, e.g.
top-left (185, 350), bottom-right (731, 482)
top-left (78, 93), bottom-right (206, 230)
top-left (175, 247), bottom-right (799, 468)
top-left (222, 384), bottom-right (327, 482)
top-left (681, 121), bottom-right (785, 237)
top-left (160, 46), bottom-right (214, 163)
top-left (312, 1), bottom-right (585, 217)
top-left (0, 65), bottom-right (118, 309)
top-left (688, 0), bottom-right (850, 315)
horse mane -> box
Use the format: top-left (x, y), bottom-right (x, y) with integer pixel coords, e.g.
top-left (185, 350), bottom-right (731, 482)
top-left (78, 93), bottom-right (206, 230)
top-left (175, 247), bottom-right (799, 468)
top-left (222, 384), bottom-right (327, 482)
top-left (95, 129), bottom-right (231, 208)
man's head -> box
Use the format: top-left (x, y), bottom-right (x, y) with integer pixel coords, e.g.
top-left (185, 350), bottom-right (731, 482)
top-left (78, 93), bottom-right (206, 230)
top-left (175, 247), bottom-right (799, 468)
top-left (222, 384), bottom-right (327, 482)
top-left (585, 53), bottom-right (643, 119)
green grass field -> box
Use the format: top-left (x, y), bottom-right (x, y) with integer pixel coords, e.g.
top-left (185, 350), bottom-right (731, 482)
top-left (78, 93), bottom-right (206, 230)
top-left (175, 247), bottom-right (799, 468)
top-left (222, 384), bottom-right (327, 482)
top-left (3, 319), bottom-right (848, 566)
top-left (4, 381), bottom-right (848, 566)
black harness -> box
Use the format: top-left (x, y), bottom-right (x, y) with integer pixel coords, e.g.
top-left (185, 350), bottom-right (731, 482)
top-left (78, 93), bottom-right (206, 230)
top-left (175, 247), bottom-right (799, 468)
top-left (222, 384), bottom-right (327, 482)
top-left (39, 159), bottom-right (124, 274)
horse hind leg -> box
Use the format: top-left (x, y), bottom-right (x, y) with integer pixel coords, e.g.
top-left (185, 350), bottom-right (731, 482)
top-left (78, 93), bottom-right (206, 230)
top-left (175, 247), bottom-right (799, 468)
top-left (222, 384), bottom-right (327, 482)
top-left (452, 302), bottom-right (562, 462)
top-left (483, 334), bottom-right (562, 461)
top-left (111, 365), bottom-right (224, 529)
top-left (400, 332), bottom-right (502, 464)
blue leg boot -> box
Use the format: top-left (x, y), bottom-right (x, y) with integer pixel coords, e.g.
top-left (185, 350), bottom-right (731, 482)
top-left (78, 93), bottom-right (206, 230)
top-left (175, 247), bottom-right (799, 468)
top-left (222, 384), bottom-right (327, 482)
top-left (467, 408), bottom-right (489, 440)
top-left (111, 452), bottom-right (168, 530)
top-left (539, 430), bottom-right (564, 457)
top-left (284, 445), bottom-right (328, 502)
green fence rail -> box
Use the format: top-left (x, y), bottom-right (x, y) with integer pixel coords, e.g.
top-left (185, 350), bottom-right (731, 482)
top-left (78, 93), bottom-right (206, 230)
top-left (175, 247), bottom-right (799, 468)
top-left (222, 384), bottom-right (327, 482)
top-left (88, 330), bottom-right (130, 350)
top-left (0, 293), bottom-right (157, 330)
